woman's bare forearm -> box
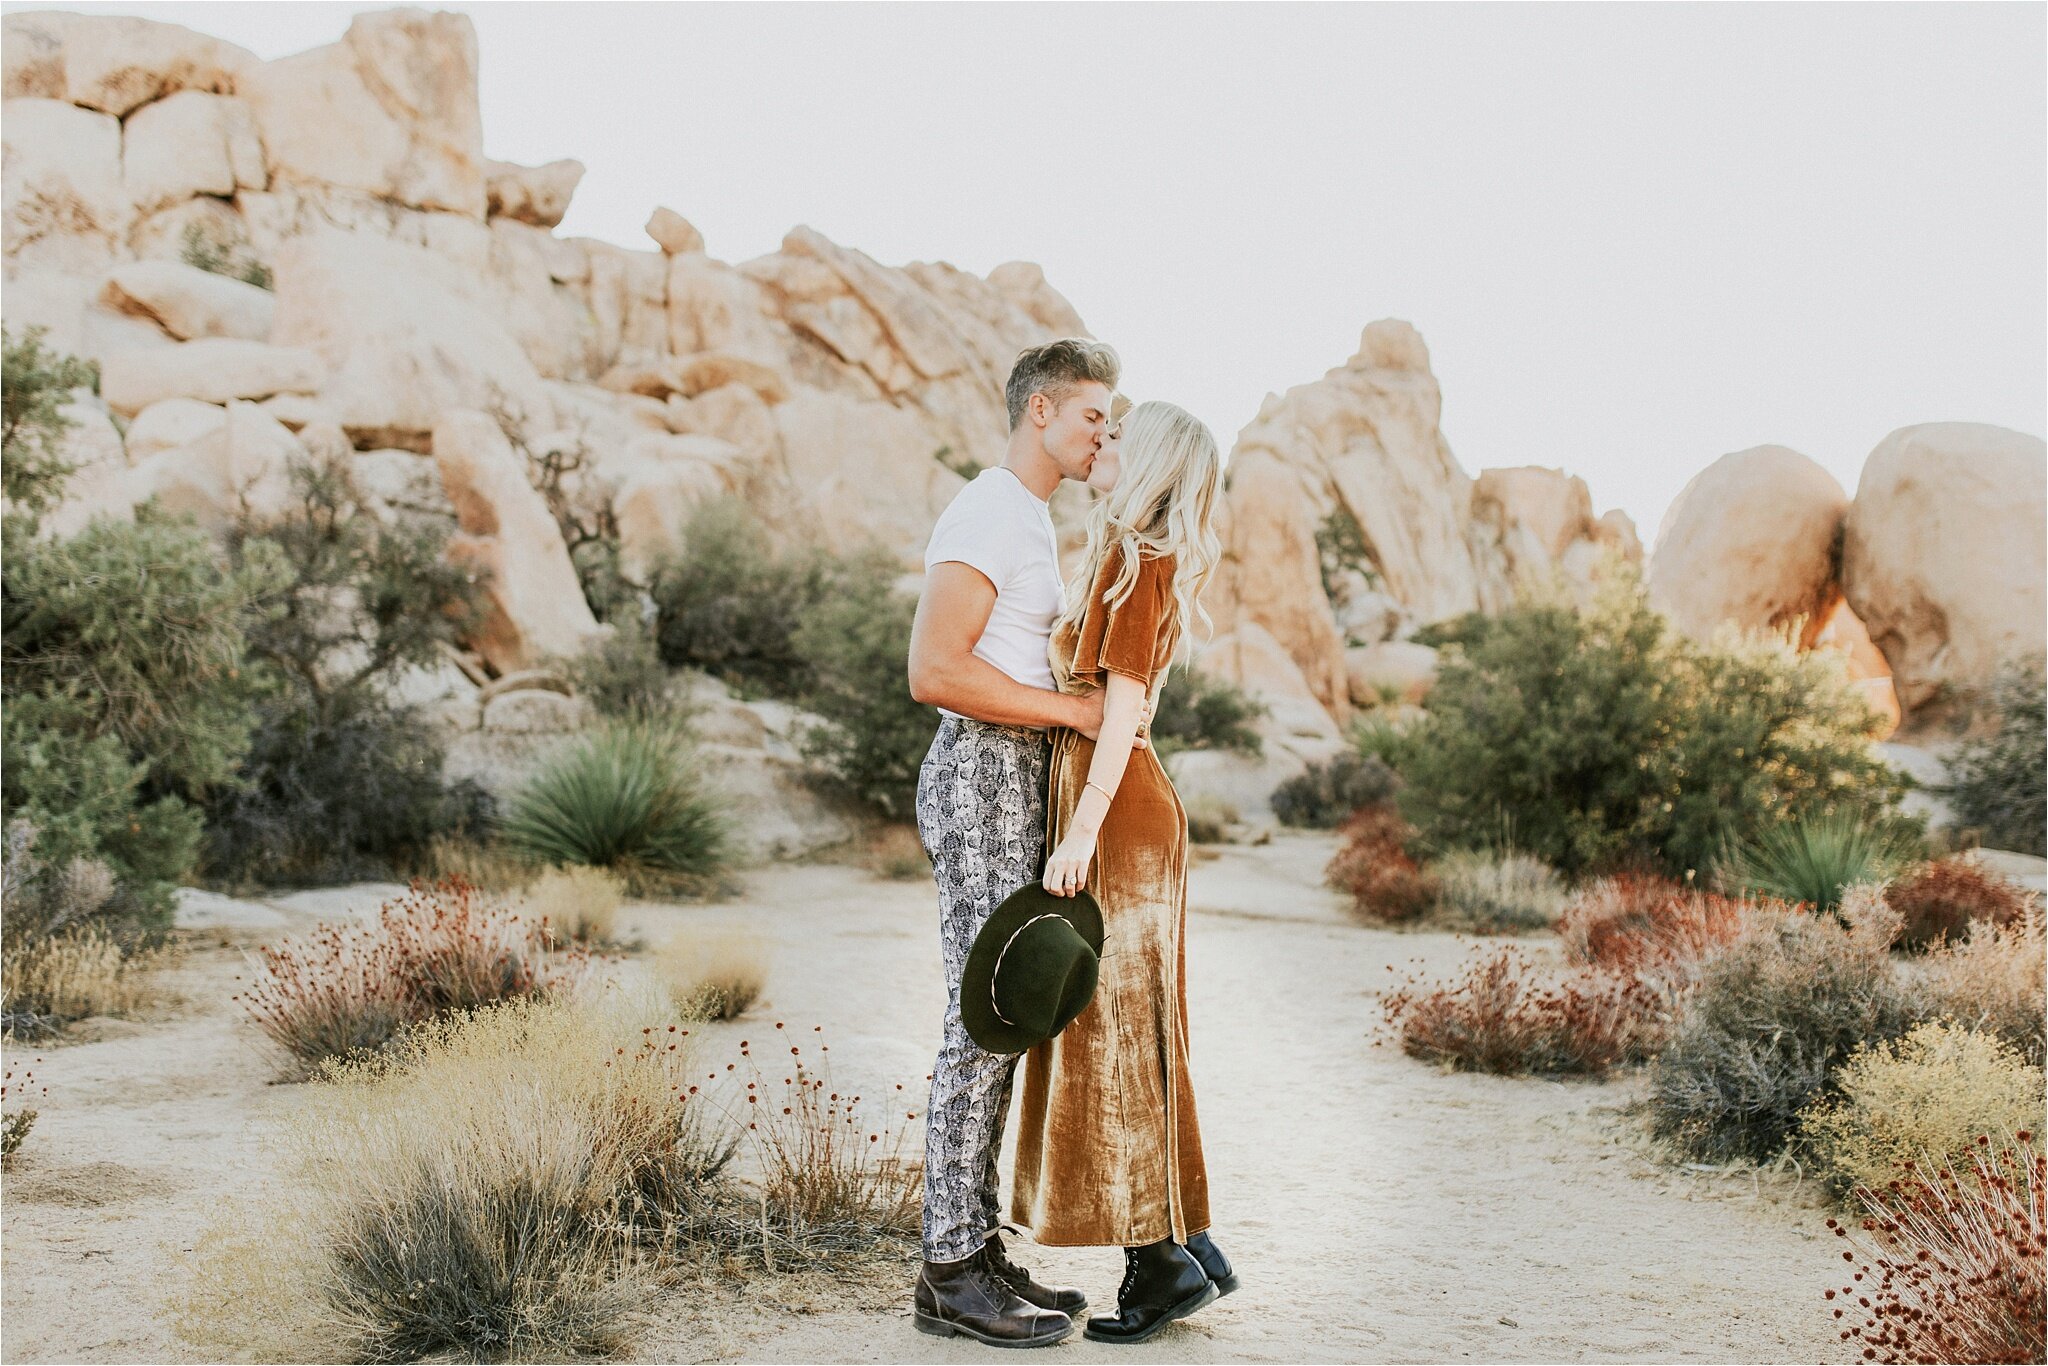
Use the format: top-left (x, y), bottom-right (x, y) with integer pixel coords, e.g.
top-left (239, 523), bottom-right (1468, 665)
top-left (1068, 672), bottom-right (1149, 834)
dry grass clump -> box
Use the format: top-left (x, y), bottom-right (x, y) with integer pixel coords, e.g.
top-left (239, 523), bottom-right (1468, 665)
top-left (1428, 849), bottom-right (1567, 933)
top-left (235, 877), bottom-right (586, 1078)
top-left (1555, 874), bottom-right (1758, 976)
top-left (1823, 1130), bottom-right (2045, 1364)
top-left (1798, 1021), bottom-right (2046, 1205)
top-left (1327, 805), bottom-right (1438, 924)
top-left (1, 926), bottom-right (169, 1031)
top-left (1644, 889), bottom-right (1917, 1164)
top-left (1183, 794), bottom-right (1238, 845)
top-left (1906, 903), bottom-right (2046, 1066)
top-left (2, 1055), bottom-right (44, 1165)
top-left (521, 864), bottom-right (625, 947)
top-left (182, 991), bottom-right (724, 1362)
top-left (656, 927), bottom-right (768, 1022)
top-left (1884, 856), bottom-right (2041, 953)
top-left (1376, 946), bottom-right (1666, 1075)
top-left (402, 834), bottom-right (543, 894)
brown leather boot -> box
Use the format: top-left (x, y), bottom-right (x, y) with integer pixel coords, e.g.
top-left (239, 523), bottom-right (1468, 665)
top-left (984, 1229), bottom-right (1087, 1315)
top-left (914, 1246), bottom-right (1074, 1348)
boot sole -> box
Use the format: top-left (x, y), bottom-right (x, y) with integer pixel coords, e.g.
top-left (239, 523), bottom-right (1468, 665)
top-left (1081, 1277), bottom-right (1220, 1344)
top-left (915, 1309), bottom-right (1073, 1348)
top-left (1211, 1270), bottom-right (1240, 1296)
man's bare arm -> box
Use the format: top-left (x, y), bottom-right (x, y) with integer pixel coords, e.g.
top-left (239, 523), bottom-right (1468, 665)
top-left (909, 562), bottom-right (1104, 735)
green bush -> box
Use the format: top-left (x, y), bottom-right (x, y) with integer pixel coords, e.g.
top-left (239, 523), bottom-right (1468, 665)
top-left (500, 718), bottom-right (730, 894)
top-left (557, 613), bottom-right (683, 723)
top-left (1940, 654), bottom-right (2047, 856)
top-left (648, 497), bottom-right (830, 695)
top-left (3, 505), bottom-right (288, 924)
top-left (1644, 894), bottom-right (1915, 1164)
top-left (1715, 810), bottom-right (1918, 916)
top-left (1148, 665), bottom-right (1265, 759)
top-left (1383, 569), bottom-right (1905, 879)
top-left (790, 548), bottom-right (934, 819)
top-left (203, 456), bottom-right (493, 886)
top-left (2, 325), bottom-right (98, 521)
top-left (1271, 751), bottom-right (1398, 829)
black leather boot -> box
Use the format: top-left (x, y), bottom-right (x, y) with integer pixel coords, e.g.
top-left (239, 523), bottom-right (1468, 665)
top-left (1082, 1236), bottom-right (1219, 1344)
top-left (984, 1229), bottom-right (1088, 1314)
top-left (1186, 1229), bottom-right (1239, 1295)
top-left (915, 1247), bottom-right (1074, 1348)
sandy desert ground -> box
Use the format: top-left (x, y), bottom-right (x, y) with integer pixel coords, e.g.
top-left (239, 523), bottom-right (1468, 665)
top-left (2, 834), bottom-right (1861, 1364)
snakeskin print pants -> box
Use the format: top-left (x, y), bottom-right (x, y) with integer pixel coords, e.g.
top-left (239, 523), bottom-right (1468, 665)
top-left (914, 715), bottom-right (1051, 1263)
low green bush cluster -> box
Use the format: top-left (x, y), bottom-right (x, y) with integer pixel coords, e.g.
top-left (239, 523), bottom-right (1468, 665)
top-left (1940, 654), bottom-right (2047, 856)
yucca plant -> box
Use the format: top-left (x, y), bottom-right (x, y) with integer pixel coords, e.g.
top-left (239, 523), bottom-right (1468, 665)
top-left (500, 719), bottom-right (730, 895)
top-left (1716, 811), bottom-right (1918, 915)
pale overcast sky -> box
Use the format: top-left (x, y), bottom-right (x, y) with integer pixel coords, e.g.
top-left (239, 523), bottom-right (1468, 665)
top-left (14, 1), bottom-right (2044, 544)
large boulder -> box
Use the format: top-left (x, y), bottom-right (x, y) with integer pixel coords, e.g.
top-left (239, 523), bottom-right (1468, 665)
top-left (269, 228), bottom-right (553, 447)
top-left (1841, 422), bottom-right (2047, 728)
top-left (9, 12), bottom-right (252, 117)
top-left (1648, 445), bottom-right (1848, 645)
top-left (236, 9), bottom-right (486, 217)
top-left (644, 206), bottom-right (704, 255)
top-left (775, 391), bottom-right (965, 561)
top-left (2, 97), bottom-right (130, 273)
top-left (120, 90), bottom-right (266, 215)
top-left (431, 409), bottom-right (604, 674)
top-left (98, 337), bottom-right (323, 415)
top-left (123, 400), bottom-right (304, 532)
top-left (123, 396), bottom-right (228, 459)
top-left (483, 158), bottom-right (582, 228)
top-left (1468, 465), bottom-right (1635, 608)
top-left (99, 259), bottom-right (274, 341)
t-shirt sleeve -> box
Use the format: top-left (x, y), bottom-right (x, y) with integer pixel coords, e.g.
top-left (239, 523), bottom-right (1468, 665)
top-left (1078, 546), bottom-right (1175, 685)
top-left (923, 482), bottom-right (1019, 591)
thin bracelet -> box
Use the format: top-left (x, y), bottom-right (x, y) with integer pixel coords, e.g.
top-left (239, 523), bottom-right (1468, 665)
top-left (1085, 779), bottom-right (1115, 802)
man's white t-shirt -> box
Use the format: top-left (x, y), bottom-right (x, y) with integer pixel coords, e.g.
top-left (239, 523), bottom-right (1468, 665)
top-left (922, 467), bottom-right (1063, 721)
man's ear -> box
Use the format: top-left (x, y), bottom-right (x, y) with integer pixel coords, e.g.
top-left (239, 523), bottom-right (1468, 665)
top-left (1028, 390), bottom-right (1052, 429)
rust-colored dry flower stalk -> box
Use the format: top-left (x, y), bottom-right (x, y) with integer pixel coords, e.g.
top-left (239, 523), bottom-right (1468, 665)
top-left (1884, 857), bottom-right (2041, 954)
top-left (1376, 944), bottom-right (1667, 1075)
top-left (1326, 804), bottom-right (1439, 924)
top-left (1824, 1129), bottom-right (2046, 1364)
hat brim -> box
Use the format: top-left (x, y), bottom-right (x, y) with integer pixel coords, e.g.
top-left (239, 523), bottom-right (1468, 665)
top-left (959, 883), bottom-right (1104, 1055)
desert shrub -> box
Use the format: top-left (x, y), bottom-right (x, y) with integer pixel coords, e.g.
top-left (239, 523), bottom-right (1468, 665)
top-left (235, 878), bottom-right (584, 1077)
top-left (2, 926), bottom-right (167, 1032)
top-left (1644, 889), bottom-right (1917, 1164)
top-left (402, 835), bottom-right (542, 895)
top-left (1377, 945), bottom-right (1666, 1075)
top-left (521, 864), bottom-right (624, 947)
top-left (858, 824), bottom-right (931, 880)
top-left (1, 1058), bottom-right (42, 1165)
top-left (500, 717), bottom-right (730, 895)
top-left (1908, 905), bottom-right (2046, 1066)
top-left (2, 324), bottom-right (97, 521)
top-left (655, 927), bottom-right (767, 1022)
top-left (1555, 874), bottom-right (1758, 981)
top-left (1940, 654), bottom-right (2047, 857)
top-left (1147, 666), bottom-right (1265, 758)
top-left (649, 497), bottom-right (831, 693)
top-left (1272, 751), bottom-right (1399, 829)
top-left (1823, 1130), bottom-right (2045, 1364)
top-left (790, 547), bottom-right (934, 819)
top-left (1797, 1021), bottom-right (2045, 1204)
top-left (1715, 810), bottom-right (1919, 916)
top-left (0, 819), bottom-right (138, 949)
top-left (1325, 805), bottom-right (1438, 923)
top-left (1428, 849), bottom-right (1567, 933)
top-left (1183, 793), bottom-right (1237, 845)
top-left (4, 506), bottom-right (288, 923)
top-left (1386, 570), bottom-right (1904, 879)
top-left (559, 613), bottom-right (683, 721)
top-left (204, 456), bottom-right (493, 885)
top-left (1884, 856), bottom-right (2040, 953)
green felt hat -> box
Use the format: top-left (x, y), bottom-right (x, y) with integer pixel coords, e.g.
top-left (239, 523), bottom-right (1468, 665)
top-left (960, 883), bottom-right (1105, 1055)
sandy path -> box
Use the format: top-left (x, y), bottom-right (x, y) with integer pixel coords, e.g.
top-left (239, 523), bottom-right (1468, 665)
top-left (1, 837), bottom-right (1853, 1364)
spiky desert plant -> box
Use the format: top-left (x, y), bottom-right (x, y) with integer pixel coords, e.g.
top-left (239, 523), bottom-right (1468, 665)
top-left (499, 718), bottom-right (729, 895)
top-left (1716, 810), bottom-right (1917, 915)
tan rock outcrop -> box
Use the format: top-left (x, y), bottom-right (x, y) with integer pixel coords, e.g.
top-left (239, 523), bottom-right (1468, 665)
top-left (1648, 445), bottom-right (1848, 645)
top-left (484, 158), bottom-right (582, 228)
top-left (645, 206), bottom-right (704, 255)
top-left (120, 90), bottom-right (265, 215)
top-left (99, 338), bottom-right (324, 415)
top-left (125, 400), bottom-right (304, 532)
top-left (100, 259), bottom-right (274, 341)
top-left (432, 409), bottom-right (603, 673)
top-left (237, 9), bottom-right (485, 217)
top-left (124, 397), bottom-right (228, 460)
top-left (1841, 422), bottom-right (2047, 727)
top-left (19, 12), bottom-right (252, 117)
top-left (1345, 640), bottom-right (1440, 707)
top-left (2, 97), bottom-right (129, 272)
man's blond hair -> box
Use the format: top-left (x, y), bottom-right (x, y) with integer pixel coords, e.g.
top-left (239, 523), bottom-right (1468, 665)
top-left (1004, 338), bottom-right (1121, 431)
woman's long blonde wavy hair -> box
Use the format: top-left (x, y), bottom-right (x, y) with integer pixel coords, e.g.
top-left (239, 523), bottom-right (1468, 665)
top-left (1056, 399), bottom-right (1225, 673)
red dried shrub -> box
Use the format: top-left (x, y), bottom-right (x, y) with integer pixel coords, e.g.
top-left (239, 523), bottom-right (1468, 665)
top-left (1326, 805), bottom-right (1439, 925)
top-left (236, 876), bottom-right (587, 1078)
top-left (1883, 858), bottom-right (2040, 954)
top-left (1824, 1129), bottom-right (2046, 1364)
top-left (1555, 873), bottom-right (1758, 977)
top-left (1376, 945), bottom-right (1668, 1075)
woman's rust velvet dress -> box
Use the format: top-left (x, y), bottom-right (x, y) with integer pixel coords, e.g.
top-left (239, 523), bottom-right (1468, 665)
top-left (1008, 544), bottom-right (1211, 1248)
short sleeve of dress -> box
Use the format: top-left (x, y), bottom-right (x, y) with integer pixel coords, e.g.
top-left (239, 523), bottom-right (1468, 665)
top-left (1074, 545), bottom-right (1176, 686)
